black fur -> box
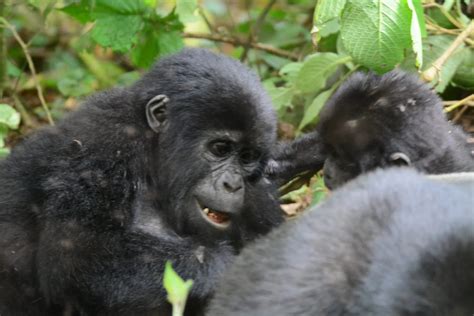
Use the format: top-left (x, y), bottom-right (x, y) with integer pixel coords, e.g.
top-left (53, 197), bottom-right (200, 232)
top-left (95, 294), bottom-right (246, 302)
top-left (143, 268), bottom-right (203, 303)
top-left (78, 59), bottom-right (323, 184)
top-left (0, 48), bottom-right (283, 315)
top-left (207, 168), bottom-right (474, 316)
top-left (267, 71), bottom-right (474, 188)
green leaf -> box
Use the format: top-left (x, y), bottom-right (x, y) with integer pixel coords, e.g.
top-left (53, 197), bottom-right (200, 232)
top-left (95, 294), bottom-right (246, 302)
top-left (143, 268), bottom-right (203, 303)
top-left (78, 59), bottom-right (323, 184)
top-left (163, 262), bottom-right (193, 316)
top-left (132, 26), bottom-right (184, 68)
top-left (60, 1), bottom-right (95, 23)
top-left (340, 0), bottom-right (412, 73)
top-left (0, 104), bottom-right (21, 130)
top-left (61, 0), bottom-right (147, 51)
top-left (263, 81), bottom-right (295, 111)
top-left (407, 0), bottom-right (424, 68)
top-left (312, 0), bottom-right (347, 39)
top-left (0, 147), bottom-right (10, 158)
top-left (298, 88), bottom-right (334, 131)
top-left (176, 0), bottom-right (198, 23)
top-left (311, 175), bottom-right (327, 206)
top-left (434, 47), bottom-right (468, 93)
top-left (296, 53), bottom-right (350, 94)
top-left (0, 125), bottom-right (7, 147)
top-left (91, 15), bottom-right (142, 52)
top-left (280, 62), bottom-right (303, 83)
top-left (452, 49), bottom-right (474, 90)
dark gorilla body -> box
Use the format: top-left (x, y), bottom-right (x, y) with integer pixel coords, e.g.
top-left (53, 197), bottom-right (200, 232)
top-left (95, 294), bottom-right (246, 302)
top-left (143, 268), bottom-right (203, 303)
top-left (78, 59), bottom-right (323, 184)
top-left (268, 71), bottom-right (474, 188)
top-left (207, 168), bottom-right (474, 316)
top-left (0, 49), bottom-right (283, 315)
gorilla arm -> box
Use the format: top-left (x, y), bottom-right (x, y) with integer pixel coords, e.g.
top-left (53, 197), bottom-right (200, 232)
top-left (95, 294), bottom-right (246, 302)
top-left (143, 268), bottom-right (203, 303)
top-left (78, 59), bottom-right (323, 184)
top-left (266, 131), bottom-right (327, 187)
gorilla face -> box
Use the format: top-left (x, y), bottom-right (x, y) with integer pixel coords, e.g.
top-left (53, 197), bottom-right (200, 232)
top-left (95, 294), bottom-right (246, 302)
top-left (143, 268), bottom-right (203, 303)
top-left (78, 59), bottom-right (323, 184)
top-left (139, 48), bottom-right (278, 244)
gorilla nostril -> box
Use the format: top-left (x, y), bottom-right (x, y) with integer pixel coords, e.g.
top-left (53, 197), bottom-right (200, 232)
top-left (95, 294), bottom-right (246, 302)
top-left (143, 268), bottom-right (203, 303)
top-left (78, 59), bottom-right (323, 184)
top-left (223, 181), bottom-right (242, 193)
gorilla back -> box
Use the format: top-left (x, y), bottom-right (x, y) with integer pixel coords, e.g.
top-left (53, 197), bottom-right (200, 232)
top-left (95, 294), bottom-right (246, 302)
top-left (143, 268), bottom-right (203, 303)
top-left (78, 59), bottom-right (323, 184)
top-left (0, 48), bottom-right (283, 315)
top-left (207, 168), bottom-right (474, 316)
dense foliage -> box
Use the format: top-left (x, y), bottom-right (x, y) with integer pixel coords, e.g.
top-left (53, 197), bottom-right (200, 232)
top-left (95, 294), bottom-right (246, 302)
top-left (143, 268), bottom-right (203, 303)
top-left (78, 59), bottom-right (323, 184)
top-left (0, 0), bottom-right (472, 203)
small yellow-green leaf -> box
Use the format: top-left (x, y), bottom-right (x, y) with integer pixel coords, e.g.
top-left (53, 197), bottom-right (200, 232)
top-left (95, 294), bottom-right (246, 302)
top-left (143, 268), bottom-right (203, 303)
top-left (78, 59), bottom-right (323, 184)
top-left (163, 261), bottom-right (193, 316)
top-left (0, 104), bottom-right (21, 130)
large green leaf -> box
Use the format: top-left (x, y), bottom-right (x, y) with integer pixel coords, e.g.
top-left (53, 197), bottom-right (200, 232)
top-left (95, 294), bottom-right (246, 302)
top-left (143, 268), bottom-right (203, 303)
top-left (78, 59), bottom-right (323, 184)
top-left (132, 26), bottom-right (184, 68)
top-left (176, 0), bottom-right (198, 23)
top-left (91, 15), bottom-right (142, 52)
top-left (296, 53), bottom-right (350, 94)
top-left (62, 0), bottom-right (147, 52)
top-left (298, 88), bottom-right (334, 130)
top-left (452, 49), bottom-right (474, 90)
top-left (340, 0), bottom-right (412, 73)
top-left (312, 0), bottom-right (347, 38)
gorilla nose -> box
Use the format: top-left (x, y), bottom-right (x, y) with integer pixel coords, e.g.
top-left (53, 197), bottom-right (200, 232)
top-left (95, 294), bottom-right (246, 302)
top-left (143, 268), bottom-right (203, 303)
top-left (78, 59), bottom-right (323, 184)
top-left (221, 172), bottom-right (243, 193)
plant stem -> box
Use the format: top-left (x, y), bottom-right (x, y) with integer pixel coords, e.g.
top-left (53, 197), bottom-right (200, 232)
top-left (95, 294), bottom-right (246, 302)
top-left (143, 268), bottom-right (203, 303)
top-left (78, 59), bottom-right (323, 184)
top-left (421, 20), bottom-right (474, 83)
top-left (183, 32), bottom-right (299, 60)
top-left (0, 17), bottom-right (54, 125)
top-left (0, 0), bottom-right (6, 98)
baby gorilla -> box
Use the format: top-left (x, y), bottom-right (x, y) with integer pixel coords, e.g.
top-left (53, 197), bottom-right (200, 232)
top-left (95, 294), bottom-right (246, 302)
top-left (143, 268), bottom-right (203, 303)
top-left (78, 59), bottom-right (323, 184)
top-left (267, 71), bottom-right (474, 189)
top-left (0, 49), bottom-right (283, 315)
top-left (207, 168), bottom-right (474, 316)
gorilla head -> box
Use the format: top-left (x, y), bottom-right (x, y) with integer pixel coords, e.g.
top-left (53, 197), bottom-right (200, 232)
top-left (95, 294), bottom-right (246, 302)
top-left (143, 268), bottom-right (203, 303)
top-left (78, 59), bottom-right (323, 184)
top-left (317, 71), bottom-right (474, 189)
top-left (132, 49), bottom-right (278, 244)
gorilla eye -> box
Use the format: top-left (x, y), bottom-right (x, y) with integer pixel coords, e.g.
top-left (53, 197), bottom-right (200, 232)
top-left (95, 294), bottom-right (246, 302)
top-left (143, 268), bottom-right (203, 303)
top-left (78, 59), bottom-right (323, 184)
top-left (240, 149), bottom-right (261, 164)
top-left (209, 140), bottom-right (234, 157)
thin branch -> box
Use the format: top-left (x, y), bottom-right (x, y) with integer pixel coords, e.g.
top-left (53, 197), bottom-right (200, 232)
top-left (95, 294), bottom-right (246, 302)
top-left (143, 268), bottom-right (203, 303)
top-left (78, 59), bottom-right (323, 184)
top-left (198, 7), bottom-right (215, 33)
top-left (444, 94), bottom-right (474, 112)
top-left (421, 20), bottom-right (474, 83)
top-left (0, 17), bottom-right (54, 125)
top-left (0, 0), bottom-right (6, 97)
top-left (452, 105), bottom-right (469, 123)
top-left (183, 32), bottom-right (299, 60)
top-left (240, 0), bottom-right (277, 61)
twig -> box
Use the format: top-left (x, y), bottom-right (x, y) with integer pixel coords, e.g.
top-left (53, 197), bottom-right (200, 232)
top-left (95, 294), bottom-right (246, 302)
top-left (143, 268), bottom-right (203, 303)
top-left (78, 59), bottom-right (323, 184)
top-left (452, 105), bottom-right (469, 123)
top-left (421, 20), bottom-right (474, 83)
top-left (0, 0), bottom-right (6, 98)
top-left (0, 17), bottom-right (54, 125)
top-left (198, 7), bottom-right (215, 33)
top-left (444, 94), bottom-right (474, 112)
top-left (12, 94), bottom-right (39, 128)
top-left (240, 0), bottom-right (277, 61)
top-left (183, 32), bottom-right (299, 60)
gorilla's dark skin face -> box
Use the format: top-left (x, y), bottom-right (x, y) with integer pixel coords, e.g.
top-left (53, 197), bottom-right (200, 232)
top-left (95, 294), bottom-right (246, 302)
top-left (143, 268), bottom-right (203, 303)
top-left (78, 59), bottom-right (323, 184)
top-left (0, 48), bottom-right (283, 316)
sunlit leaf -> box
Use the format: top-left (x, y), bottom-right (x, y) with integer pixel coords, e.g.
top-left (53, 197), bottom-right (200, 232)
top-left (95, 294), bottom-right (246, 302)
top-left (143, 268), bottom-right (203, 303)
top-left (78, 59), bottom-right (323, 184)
top-left (298, 88), bottom-right (334, 130)
top-left (296, 53), bottom-right (350, 94)
top-left (163, 262), bottom-right (193, 316)
top-left (0, 104), bottom-right (21, 130)
top-left (341, 0), bottom-right (412, 73)
top-left (176, 0), bottom-right (198, 23)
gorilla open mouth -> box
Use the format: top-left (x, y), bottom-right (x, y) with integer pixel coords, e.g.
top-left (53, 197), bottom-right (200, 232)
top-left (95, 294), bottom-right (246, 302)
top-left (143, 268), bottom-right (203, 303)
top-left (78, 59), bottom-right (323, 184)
top-left (196, 200), bottom-right (231, 229)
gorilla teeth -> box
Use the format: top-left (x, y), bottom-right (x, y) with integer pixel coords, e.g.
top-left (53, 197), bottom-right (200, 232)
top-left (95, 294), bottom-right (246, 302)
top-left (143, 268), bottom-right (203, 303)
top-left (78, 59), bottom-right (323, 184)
top-left (203, 208), bottom-right (210, 214)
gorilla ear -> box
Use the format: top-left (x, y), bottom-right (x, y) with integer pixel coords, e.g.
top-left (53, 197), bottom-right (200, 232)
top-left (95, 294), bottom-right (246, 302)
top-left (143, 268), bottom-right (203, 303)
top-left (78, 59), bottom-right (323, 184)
top-left (146, 94), bottom-right (169, 133)
top-left (389, 152), bottom-right (411, 166)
